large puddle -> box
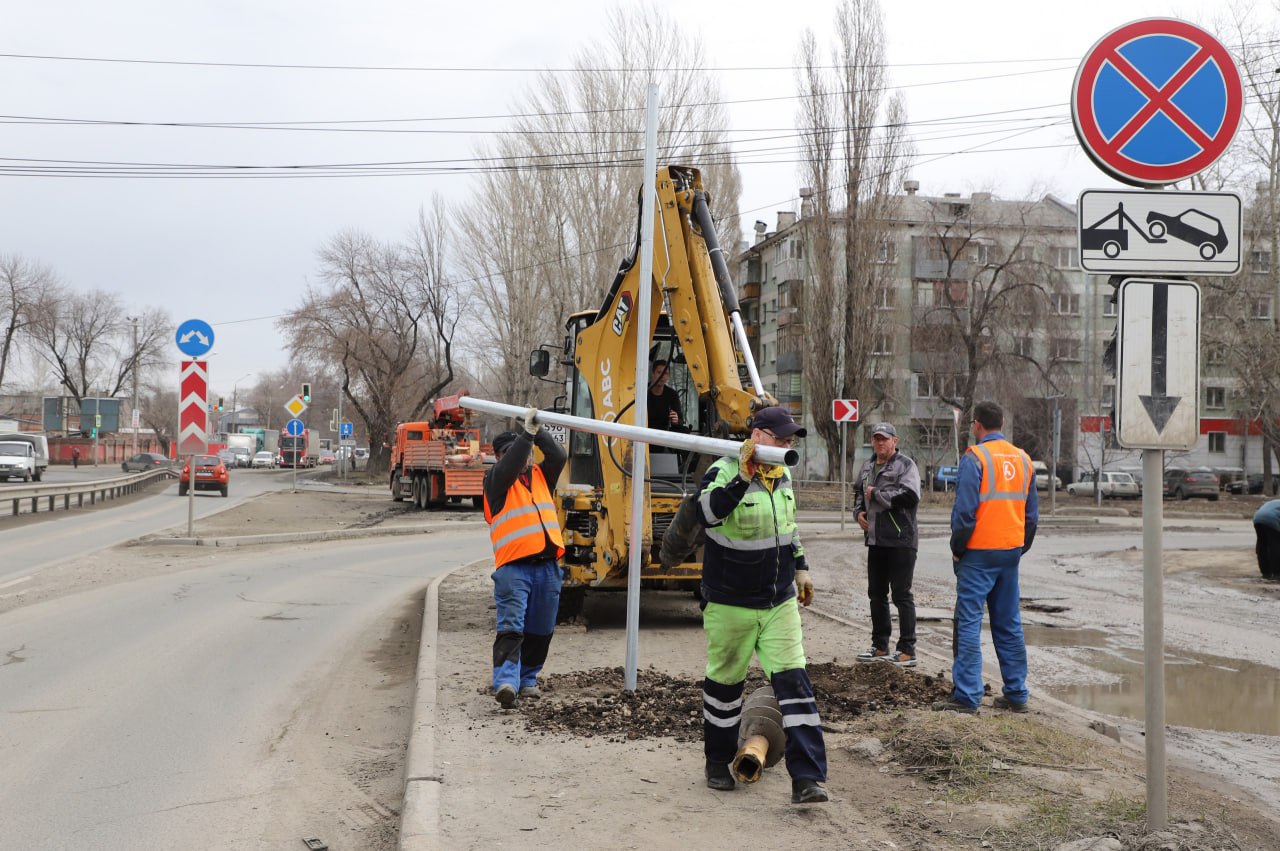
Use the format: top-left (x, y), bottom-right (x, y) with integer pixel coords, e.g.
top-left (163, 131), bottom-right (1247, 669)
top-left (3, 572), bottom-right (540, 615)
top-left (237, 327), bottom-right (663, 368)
top-left (1022, 625), bottom-right (1280, 736)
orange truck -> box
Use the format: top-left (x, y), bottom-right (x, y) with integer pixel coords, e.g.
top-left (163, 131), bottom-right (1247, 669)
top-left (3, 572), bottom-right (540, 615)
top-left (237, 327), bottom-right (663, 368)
top-left (389, 394), bottom-right (487, 510)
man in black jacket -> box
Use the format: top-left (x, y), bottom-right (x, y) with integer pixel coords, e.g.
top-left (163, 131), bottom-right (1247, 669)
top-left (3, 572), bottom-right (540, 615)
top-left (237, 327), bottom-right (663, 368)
top-left (851, 422), bottom-right (922, 667)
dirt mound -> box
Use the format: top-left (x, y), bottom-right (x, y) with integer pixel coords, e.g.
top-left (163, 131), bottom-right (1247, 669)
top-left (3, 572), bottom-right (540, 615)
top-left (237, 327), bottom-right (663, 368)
top-left (513, 661), bottom-right (952, 743)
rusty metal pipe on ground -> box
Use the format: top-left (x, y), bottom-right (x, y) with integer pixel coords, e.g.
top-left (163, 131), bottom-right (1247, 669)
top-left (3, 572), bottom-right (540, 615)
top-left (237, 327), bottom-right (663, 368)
top-left (732, 685), bottom-right (786, 784)
top-left (457, 396), bottom-right (798, 467)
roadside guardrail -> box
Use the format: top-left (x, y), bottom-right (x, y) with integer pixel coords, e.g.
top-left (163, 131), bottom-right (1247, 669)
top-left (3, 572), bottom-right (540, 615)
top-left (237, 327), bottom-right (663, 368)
top-left (3, 468), bottom-right (176, 517)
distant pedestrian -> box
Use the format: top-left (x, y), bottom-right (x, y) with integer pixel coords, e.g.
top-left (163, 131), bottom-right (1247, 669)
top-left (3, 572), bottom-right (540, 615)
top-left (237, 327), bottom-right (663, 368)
top-left (851, 422), bottom-right (921, 667)
top-left (935, 401), bottom-right (1039, 716)
top-left (71, 446), bottom-right (81, 469)
top-left (1254, 499), bottom-right (1280, 580)
top-left (482, 407), bottom-right (567, 710)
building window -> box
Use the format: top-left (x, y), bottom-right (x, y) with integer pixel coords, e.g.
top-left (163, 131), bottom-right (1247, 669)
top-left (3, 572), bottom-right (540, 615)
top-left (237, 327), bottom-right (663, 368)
top-left (1015, 245), bottom-right (1035, 262)
top-left (761, 342), bottom-right (769, 364)
top-left (1251, 250), bottom-right (1270, 273)
top-left (1011, 336), bottom-right (1033, 358)
top-left (774, 239), bottom-right (802, 262)
top-left (1206, 386), bottom-right (1226, 409)
top-left (1051, 292), bottom-right (1080, 315)
top-left (914, 374), bottom-right (959, 399)
top-left (871, 332), bottom-right (892, 355)
top-left (1252, 295), bottom-right (1273, 320)
top-left (1054, 247), bottom-right (1079, 268)
top-left (1204, 295), bottom-right (1226, 318)
top-left (972, 242), bottom-right (992, 264)
top-left (876, 240), bottom-right (896, 264)
top-left (1102, 293), bottom-right (1117, 317)
top-left (1208, 432), bottom-right (1226, 453)
top-left (875, 286), bottom-right (894, 310)
top-left (915, 425), bottom-right (951, 449)
top-left (1050, 337), bottom-right (1080, 361)
top-left (1206, 343), bottom-right (1227, 365)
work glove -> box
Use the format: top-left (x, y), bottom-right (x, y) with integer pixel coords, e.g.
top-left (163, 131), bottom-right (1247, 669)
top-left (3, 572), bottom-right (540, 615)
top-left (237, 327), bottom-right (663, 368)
top-left (737, 438), bottom-right (758, 481)
top-left (523, 406), bottom-right (540, 436)
top-left (795, 570), bottom-right (814, 607)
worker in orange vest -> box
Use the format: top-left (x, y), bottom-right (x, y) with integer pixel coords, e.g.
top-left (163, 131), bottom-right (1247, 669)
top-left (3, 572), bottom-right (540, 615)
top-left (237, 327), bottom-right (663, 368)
top-left (934, 400), bottom-right (1039, 716)
top-left (482, 407), bottom-right (567, 710)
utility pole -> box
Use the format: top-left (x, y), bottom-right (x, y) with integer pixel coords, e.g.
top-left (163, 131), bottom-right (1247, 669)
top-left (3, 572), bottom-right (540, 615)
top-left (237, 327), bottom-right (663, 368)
top-left (130, 317), bottom-right (139, 458)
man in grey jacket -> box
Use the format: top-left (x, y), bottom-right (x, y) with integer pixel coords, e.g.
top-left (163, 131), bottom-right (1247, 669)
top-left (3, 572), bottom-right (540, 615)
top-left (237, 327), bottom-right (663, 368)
top-left (851, 422), bottom-right (922, 666)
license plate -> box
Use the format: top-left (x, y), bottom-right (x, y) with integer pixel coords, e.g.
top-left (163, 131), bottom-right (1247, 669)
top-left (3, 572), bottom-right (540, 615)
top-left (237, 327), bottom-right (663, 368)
top-left (197, 471), bottom-right (213, 477)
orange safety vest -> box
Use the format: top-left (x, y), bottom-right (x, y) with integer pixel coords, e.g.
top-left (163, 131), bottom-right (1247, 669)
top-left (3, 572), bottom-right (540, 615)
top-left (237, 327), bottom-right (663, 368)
top-left (965, 438), bottom-right (1032, 550)
top-left (483, 465), bottom-right (565, 567)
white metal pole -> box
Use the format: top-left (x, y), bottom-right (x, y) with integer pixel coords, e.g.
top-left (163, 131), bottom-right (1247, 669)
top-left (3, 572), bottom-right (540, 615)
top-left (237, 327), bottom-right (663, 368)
top-left (1142, 446), bottom-right (1167, 829)
top-left (131, 318), bottom-right (139, 458)
top-left (458, 396), bottom-right (796, 467)
top-left (625, 83), bottom-right (660, 693)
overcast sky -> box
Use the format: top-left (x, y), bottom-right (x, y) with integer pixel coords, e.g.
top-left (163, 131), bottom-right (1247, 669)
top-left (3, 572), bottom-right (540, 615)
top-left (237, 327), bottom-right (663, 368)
top-left (1, 0), bottom-right (1238, 399)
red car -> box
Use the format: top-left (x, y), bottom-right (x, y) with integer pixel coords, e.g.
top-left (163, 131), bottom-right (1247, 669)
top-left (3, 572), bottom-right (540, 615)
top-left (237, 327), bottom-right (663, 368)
top-left (178, 454), bottom-right (230, 497)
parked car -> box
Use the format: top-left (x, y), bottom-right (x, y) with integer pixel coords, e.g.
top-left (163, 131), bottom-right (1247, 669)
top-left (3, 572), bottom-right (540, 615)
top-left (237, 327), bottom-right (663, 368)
top-left (1031, 460), bottom-right (1062, 491)
top-left (121, 452), bottom-right (171, 472)
top-left (178, 454), bottom-right (229, 497)
top-left (1227, 473), bottom-right (1280, 495)
top-left (251, 451), bottom-right (276, 469)
top-left (933, 465), bottom-right (960, 491)
top-left (1162, 468), bottom-right (1219, 501)
top-left (1066, 471), bottom-right (1141, 499)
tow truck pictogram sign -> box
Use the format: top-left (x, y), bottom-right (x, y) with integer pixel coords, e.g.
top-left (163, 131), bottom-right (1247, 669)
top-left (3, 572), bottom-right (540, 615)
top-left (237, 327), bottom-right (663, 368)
top-left (1078, 189), bottom-right (1241, 275)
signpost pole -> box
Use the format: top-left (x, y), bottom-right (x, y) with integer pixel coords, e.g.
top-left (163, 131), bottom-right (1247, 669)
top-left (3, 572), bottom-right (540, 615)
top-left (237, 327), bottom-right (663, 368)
top-left (1142, 446), bottom-right (1167, 829)
top-left (839, 422), bottom-right (847, 532)
top-left (187, 453), bottom-right (196, 538)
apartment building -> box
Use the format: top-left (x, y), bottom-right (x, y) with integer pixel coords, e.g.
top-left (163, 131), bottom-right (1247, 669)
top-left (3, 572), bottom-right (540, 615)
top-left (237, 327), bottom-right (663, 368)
top-left (734, 182), bottom-right (1276, 483)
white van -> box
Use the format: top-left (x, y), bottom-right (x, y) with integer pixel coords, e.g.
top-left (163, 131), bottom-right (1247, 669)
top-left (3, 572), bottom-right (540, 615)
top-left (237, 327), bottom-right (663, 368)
top-left (0, 440), bottom-right (37, 482)
top-left (0, 432), bottom-right (48, 481)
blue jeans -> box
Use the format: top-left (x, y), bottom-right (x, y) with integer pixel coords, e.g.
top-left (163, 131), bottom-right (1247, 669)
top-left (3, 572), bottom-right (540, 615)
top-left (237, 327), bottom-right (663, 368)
top-left (491, 559), bottom-right (561, 691)
top-left (951, 548), bottom-right (1028, 708)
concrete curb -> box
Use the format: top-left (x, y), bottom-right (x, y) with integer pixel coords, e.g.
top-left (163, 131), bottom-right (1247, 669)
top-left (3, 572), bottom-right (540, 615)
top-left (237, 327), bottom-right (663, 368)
top-left (399, 557), bottom-right (489, 850)
top-left (135, 521), bottom-right (487, 548)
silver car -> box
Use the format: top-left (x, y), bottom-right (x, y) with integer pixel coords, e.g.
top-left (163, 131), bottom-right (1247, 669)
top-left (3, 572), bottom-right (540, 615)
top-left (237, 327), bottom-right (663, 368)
top-left (1066, 471), bottom-right (1141, 500)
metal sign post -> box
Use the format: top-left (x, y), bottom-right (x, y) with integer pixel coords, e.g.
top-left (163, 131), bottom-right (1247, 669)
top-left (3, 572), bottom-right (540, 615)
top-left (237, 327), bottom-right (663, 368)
top-left (832, 399), bottom-right (859, 531)
top-left (1072, 18), bottom-right (1243, 831)
top-left (624, 82), bottom-right (660, 693)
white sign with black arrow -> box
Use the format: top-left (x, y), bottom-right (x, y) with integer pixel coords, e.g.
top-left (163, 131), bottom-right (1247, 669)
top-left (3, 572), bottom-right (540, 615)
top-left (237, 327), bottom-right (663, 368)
top-left (1116, 278), bottom-right (1201, 450)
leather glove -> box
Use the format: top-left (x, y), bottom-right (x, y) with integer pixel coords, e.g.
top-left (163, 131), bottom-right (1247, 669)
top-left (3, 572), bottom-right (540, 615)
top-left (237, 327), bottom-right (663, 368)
top-left (737, 438), bottom-right (758, 481)
top-left (795, 570), bottom-right (814, 607)
top-left (523, 406), bottom-right (540, 436)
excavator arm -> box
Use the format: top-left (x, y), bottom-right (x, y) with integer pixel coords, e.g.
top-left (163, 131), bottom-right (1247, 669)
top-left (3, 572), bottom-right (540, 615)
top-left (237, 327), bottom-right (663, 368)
top-left (561, 165), bottom-right (773, 593)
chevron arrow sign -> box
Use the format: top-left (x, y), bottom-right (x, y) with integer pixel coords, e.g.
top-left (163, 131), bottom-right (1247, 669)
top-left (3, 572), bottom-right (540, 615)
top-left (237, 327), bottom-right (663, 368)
top-left (179, 359), bottom-right (209, 456)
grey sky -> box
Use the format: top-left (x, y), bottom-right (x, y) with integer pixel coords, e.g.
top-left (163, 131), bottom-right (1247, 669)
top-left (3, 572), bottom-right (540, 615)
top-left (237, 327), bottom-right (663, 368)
top-left (2, 0), bottom-right (1235, 399)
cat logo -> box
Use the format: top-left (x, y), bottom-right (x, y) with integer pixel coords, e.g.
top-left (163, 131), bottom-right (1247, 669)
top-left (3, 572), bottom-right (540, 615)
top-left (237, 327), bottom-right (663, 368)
top-left (611, 292), bottom-right (633, 336)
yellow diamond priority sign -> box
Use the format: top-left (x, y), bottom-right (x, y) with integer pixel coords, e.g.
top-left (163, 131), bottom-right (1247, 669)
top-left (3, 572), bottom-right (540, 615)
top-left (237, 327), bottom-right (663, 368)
top-left (284, 395), bottom-right (308, 418)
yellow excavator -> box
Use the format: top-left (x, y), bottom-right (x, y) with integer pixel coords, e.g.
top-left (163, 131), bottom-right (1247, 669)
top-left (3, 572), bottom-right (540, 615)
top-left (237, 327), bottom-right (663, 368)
top-left (529, 165), bottom-right (776, 618)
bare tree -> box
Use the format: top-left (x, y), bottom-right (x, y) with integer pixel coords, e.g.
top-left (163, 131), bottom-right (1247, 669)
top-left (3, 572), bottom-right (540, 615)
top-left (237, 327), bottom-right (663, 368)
top-left (457, 5), bottom-right (740, 407)
top-left (1219, 0), bottom-right (1280, 486)
top-left (281, 199), bottom-right (463, 473)
top-left (0, 254), bottom-right (60, 393)
top-left (29, 289), bottom-right (170, 405)
top-left (795, 0), bottom-right (913, 477)
top-left (910, 195), bottom-right (1075, 430)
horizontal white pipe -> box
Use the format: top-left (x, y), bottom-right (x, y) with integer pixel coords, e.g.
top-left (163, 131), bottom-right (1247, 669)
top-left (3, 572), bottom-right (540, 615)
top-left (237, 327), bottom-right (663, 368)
top-left (459, 396), bottom-right (798, 467)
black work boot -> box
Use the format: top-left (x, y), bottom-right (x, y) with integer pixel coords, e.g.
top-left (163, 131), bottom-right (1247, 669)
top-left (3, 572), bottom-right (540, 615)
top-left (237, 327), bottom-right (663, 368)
top-left (705, 759), bottom-right (734, 791)
top-left (791, 778), bottom-right (829, 804)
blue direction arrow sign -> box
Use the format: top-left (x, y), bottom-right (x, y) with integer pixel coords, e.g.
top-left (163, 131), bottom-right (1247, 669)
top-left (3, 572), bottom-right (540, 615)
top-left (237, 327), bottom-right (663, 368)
top-left (175, 319), bottom-right (215, 357)
top-left (1072, 18), bottom-right (1243, 186)
top-left (340, 420), bottom-right (353, 438)
top-left (285, 418), bottom-right (305, 437)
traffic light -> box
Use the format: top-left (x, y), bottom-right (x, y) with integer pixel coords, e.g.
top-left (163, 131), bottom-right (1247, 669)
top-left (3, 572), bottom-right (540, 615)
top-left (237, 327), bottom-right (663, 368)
top-left (216, 396), bottom-right (224, 411)
top-left (90, 427), bottom-right (97, 438)
top-left (302, 382), bottom-right (312, 403)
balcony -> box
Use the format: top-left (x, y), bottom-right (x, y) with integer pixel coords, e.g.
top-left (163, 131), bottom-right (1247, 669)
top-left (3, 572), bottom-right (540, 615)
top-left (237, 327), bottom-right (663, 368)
top-left (776, 306), bottom-right (802, 328)
top-left (739, 281), bottom-right (761, 301)
top-left (777, 350), bottom-right (803, 373)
